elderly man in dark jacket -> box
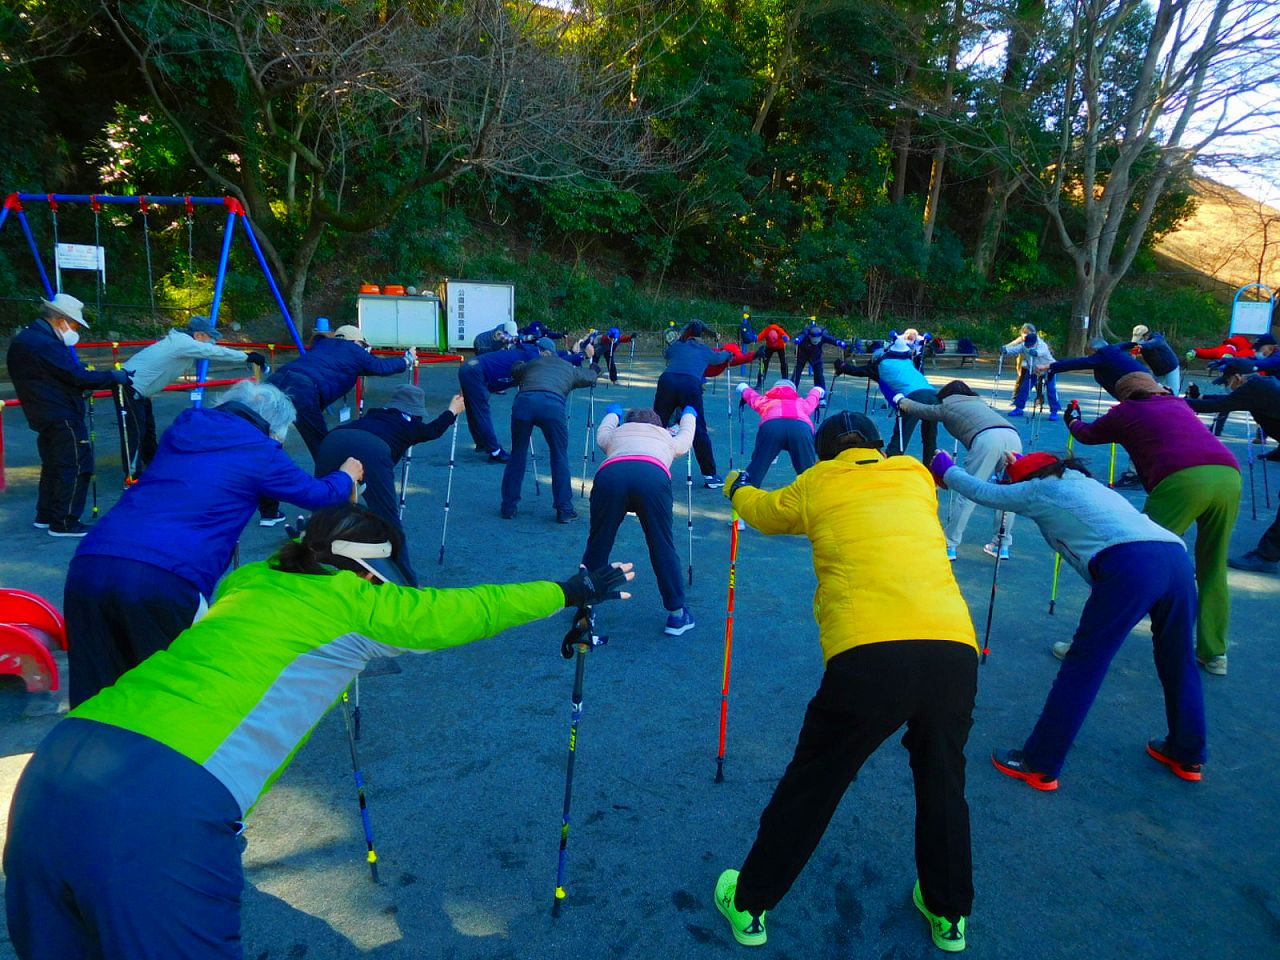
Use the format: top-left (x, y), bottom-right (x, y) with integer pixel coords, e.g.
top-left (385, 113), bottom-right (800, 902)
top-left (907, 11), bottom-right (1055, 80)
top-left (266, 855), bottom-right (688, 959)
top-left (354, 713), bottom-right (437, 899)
top-left (500, 339), bottom-right (600, 522)
top-left (260, 324), bottom-right (410, 524)
top-left (655, 330), bottom-right (733, 487)
top-left (315, 385), bottom-right (464, 585)
top-left (63, 380), bottom-right (361, 706)
top-left (6, 294), bottom-right (129, 537)
top-left (457, 341), bottom-right (540, 463)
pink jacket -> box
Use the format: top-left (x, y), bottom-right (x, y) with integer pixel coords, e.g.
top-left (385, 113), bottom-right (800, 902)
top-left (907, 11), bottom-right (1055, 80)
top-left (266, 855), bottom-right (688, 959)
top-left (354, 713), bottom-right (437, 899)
top-left (742, 383), bottom-right (823, 431)
top-left (596, 411), bottom-right (696, 476)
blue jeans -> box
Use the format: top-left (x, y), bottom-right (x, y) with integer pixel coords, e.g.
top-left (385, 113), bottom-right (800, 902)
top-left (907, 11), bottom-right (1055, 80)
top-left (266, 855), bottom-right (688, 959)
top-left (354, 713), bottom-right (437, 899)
top-left (501, 391), bottom-right (572, 514)
top-left (5, 719), bottom-right (244, 960)
top-left (1022, 540), bottom-right (1205, 777)
top-left (458, 359), bottom-right (501, 453)
top-left (1013, 369), bottom-right (1060, 414)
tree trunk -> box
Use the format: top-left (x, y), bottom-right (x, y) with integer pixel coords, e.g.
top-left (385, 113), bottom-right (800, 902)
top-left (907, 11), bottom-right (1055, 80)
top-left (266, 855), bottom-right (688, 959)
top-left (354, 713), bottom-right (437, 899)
top-left (973, 171), bottom-right (1009, 278)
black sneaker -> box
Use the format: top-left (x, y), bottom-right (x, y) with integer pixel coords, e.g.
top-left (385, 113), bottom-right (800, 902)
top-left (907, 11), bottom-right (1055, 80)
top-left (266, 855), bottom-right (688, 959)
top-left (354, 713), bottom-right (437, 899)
top-left (32, 520), bottom-right (50, 530)
top-left (501, 507), bottom-right (517, 520)
top-left (703, 475), bottom-right (725, 489)
top-left (48, 521), bottom-right (90, 538)
top-left (487, 448), bottom-right (511, 464)
top-left (1265, 448), bottom-right (1280, 462)
top-left (556, 510), bottom-right (579, 524)
top-left (259, 512), bottom-right (287, 527)
top-left (991, 748), bottom-right (1058, 791)
top-left (1227, 551), bottom-right (1279, 574)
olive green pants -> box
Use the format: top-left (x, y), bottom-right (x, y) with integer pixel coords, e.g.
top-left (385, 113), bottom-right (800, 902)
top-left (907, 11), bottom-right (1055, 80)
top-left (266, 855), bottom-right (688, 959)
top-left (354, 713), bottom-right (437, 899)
top-left (1143, 465), bottom-right (1241, 659)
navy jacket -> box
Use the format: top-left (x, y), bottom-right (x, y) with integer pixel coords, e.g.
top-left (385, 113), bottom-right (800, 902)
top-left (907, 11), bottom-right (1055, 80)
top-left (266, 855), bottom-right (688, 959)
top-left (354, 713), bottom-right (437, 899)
top-left (7, 319), bottom-right (120, 430)
top-left (476, 343), bottom-right (541, 391)
top-left (268, 337), bottom-right (406, 408)
top-left (518, 321), bottom-right (567, 341)
top-left (1124, 335), bottom-right (1180, 376)
top-left (74, 405), bottom-right (354, 598)
top-left (662, 339), bottom-right (731, 379)
top-left (797, 323), bottom-right (841, 350)
top-left (1050, 345), bottom-right (1145, 396)
top-left (326, 407), bottom-right (456, 463)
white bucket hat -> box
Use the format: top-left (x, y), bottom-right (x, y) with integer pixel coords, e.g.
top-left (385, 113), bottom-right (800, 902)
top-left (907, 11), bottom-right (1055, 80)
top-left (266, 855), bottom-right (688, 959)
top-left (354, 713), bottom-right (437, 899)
top-left (41, 293), bottom-right (88, 327)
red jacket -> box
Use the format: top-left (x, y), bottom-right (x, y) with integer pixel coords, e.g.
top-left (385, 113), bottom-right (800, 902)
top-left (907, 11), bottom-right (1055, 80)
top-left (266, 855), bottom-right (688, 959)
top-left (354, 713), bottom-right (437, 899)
top-left (705, 342), bottom-right (758, 378)
top-left (1192, 335), bottom-right (1254, 360)
top-left (757, 324), bottom-right (790, 349)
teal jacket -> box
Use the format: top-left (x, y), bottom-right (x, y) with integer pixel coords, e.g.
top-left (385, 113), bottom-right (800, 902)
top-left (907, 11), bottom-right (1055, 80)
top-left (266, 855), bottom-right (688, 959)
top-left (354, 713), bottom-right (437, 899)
top-left (73, 562), bottom-right (564, 815)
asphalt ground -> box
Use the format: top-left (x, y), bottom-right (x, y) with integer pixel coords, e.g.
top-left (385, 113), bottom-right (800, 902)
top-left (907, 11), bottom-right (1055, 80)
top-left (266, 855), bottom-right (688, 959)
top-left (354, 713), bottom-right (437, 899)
top-left (1, 348), bottom-right (1277, 959)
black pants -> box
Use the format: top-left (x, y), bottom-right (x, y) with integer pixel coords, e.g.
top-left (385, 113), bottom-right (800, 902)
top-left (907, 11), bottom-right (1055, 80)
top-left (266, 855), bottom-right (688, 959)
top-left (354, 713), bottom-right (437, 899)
top-left (794, 345), bottom-right (827, 391)
top-left (745, 418), bottom-right (816, 485)
top-left (64, 555), bottom-right (202, 707)
top-left (654, 372), bottom-right (716, 476)
top-left (581, 460), bottom-right (684, 611)
top-left (735, 640), bottom-right (977, 921)
top-left (35, 418), bottom-right (93, 530)
top-left (887, 388), bottom-right (939, 463)
top-left (315, 430), bottom-right (418, 586)
top-left (757, 347), bottom-right (788, 386)
top-left (112, 389), bottom-right (157, 480)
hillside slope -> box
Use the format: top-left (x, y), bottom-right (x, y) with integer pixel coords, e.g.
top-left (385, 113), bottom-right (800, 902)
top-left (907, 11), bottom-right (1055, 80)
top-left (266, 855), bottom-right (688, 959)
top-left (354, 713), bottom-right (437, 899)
top-left (1155, 177), bottom-right (1280, 294)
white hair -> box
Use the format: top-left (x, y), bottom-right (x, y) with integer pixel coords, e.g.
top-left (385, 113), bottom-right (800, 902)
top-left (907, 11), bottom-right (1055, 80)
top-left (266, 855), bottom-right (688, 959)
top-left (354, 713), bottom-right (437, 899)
top-left (216, 381), bottom-right (297, 442)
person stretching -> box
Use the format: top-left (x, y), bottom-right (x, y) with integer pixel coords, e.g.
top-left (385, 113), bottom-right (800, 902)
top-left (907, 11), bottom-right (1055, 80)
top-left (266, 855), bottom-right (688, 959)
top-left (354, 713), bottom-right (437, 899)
top-left (933, 450), bottom-right (1205, 791)
top-left (735, 379), bottom-right (823, 484)
top-left (754, 323), bottom-right (791, 386)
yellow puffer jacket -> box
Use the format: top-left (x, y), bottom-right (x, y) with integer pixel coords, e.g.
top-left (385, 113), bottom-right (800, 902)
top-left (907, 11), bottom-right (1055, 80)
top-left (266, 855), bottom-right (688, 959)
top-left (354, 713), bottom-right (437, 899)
top-left (731, 448), bottom-right (976, 663)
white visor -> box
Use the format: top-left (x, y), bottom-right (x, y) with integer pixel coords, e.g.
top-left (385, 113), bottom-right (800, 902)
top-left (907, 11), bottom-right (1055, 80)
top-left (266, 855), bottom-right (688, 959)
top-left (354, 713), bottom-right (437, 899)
top-left (328, 538), bottom-right (407, 586)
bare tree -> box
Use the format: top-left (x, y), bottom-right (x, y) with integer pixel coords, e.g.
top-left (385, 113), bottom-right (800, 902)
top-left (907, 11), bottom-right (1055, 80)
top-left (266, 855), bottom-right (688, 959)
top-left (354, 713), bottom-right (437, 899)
top-left (1017, 0), bottom-right (1280, 353)
top-left (86, 0), bottom-right (691, 322)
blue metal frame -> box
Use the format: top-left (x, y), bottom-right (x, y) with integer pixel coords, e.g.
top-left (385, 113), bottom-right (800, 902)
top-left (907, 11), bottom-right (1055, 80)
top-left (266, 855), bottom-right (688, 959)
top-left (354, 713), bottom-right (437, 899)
top-left (1, 192), bottom-right (308, 408)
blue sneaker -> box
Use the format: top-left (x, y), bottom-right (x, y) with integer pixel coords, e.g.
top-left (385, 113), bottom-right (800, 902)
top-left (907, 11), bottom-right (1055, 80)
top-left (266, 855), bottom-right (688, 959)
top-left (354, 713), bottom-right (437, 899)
top-left (1006, 408), bottom-right (1025, 418)
top-left (1048, 411), bottom-right (1060, 421)
top-left (983, 542), bottom-right (1010, 561)
top-left (664, 607), bottom-right (696, 636)
top-left (946, 545), bottom-right (957, 561)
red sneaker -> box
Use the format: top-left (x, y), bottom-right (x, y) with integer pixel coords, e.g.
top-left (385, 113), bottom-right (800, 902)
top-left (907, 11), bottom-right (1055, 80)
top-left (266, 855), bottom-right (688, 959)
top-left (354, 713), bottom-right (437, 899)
top-left (1146, 739), bottom-right (1202, 782)
top-left (991, 748), bottom-right (1059, 791)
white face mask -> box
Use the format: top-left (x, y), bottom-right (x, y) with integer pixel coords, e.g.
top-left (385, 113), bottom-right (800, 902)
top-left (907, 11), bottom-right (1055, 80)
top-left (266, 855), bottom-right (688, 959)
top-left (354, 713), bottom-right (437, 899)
top-left (61, 327), bottom-right (80, 347)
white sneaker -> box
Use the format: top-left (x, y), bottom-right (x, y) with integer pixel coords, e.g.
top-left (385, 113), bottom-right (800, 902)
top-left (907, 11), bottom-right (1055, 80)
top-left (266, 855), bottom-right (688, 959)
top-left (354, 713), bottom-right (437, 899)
top-left (1052, 641), bottom-right (1072, 661)
top-left (259, 512), bottom-right (287, 527)
top-left (983, 542), bottom-right (1010, 560)
top-left (1197, 655), bottom-right (1227, 676)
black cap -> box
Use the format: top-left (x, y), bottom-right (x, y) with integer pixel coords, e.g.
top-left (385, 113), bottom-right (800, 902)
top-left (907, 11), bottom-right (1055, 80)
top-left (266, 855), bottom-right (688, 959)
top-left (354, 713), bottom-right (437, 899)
top-left (1212, 357), bottom-right (1257, 384)
top-left (815, 410), bottom-right (882, 460)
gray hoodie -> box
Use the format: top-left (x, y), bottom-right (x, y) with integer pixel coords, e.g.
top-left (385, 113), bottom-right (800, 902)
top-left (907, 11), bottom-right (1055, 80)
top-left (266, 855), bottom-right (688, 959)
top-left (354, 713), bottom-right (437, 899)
top-left (944, 466), bottom-right (1183, 583)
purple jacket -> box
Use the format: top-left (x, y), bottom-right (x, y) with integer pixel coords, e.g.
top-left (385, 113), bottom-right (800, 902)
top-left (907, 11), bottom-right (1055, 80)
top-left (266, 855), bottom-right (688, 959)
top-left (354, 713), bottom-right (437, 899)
top-left (1068, 395), bottom-right (1238, 491)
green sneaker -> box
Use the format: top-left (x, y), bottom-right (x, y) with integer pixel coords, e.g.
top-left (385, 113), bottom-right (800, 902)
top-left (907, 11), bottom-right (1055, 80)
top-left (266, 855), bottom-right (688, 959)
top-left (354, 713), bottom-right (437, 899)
top-left (714, 869), bottom-right (767, 947)
top-left (913, 880), bottom-right (966, 952)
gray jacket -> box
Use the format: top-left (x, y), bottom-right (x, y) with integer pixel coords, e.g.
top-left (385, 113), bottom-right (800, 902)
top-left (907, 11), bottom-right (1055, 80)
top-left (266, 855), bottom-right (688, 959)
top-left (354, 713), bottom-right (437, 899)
top-left (898, 393), bottom-right (1015, 448)
top-left (512, 354), bottom-right (599, 398)
top-left (944, 467), bottom-right (1183, 583)
top-left (123, 330), bottom-right (248, 398)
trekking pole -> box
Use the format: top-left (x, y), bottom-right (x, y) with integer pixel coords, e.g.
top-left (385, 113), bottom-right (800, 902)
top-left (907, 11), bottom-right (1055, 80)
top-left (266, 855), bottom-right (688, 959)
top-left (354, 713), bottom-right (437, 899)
top-left (715, 506), bottom-right (741, 783)
top-left (398, 359), bottom-right (416, 520)
top-left (626, 338), bottom-right (636, 387)
top-left (686, 448), bottom-right (694, 586)
top-left (87, 392), bottom-right (100, 520)
top-left (580, 386), bottom-right (595, 498)
top-left (1250, 413), bottom-right (1269, 510)
top-left (863, 374), bottom-right (873, 414)
top-left (725, 367), bottom-right (735, 473)
top-left (112, 369), bottom-right (139, 485)
top-left (437, 417), bottom-right (459, 564)
top-left (895, 410), bottom-right (905, 455)
top-left (339, 686), bottom-right (379, 883)
top-left (980, 511), bottom-right (1008, 664)
top-left (552, 604), bottom-right (608, 917)
top-left (1048, 409), bottom-right (1077, 615)
top-left (530, 436), bottom-right (542, 497)
top-left (990, 353), bottom-right (1004, 406)
top-left (1107, 442), bottom-right (1117, 488)
top-left (1246, 421), bottom-right (1258, 522)
top-left (945, 435), bottom-right (960, 524)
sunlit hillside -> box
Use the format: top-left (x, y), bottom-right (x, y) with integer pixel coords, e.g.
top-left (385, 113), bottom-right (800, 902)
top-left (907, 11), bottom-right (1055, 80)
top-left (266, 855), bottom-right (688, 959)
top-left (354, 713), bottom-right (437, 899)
top-left (1156, 177), bottom-right (1280, 294)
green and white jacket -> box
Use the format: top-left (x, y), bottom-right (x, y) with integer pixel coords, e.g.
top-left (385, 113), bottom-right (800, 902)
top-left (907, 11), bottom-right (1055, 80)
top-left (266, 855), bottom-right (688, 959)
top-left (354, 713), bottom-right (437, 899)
top-left (72, 562), bottom-right (564, 815)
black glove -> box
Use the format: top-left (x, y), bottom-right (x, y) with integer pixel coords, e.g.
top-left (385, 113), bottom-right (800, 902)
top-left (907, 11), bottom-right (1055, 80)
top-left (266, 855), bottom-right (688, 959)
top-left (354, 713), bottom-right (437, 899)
top-left (110, 368), bottom-right (132, 386)
top-left (728, 469), bottom-right (754, 497)
top-left (1063, 402), bottom-right (1082, 426)
top-left (558, 564), bottom-right (628, 608)
top-left (1187, 383), bottom-right (1201, 399)
top-left (245, 351), bottom-right (267, 367)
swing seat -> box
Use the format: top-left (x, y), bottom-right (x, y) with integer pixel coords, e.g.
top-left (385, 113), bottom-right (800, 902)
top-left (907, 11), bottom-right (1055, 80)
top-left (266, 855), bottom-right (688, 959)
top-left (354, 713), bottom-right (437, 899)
top-left (0, 590), bottom-right (66, 693)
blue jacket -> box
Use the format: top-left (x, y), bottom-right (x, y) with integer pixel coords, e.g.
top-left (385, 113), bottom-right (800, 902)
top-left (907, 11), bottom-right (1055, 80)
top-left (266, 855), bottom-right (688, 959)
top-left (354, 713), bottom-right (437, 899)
top-left (662, 339), bottom-right (731, 379)
top-left (476, 343), bottom-right (541, 391)
top-left (518, 321), bottom-right (566, 341)
top-left (797, 323), bottom-right (841, 350)
top-left (74, 406), bottom-right (354, 597)
top-left (1132, 334), bottom-right (1179, 376)
top-left (1253, 352), bottom-right (1280, 375)
top-left (1050, 345), bottom-right (1145, 396)
top-left (6, 319), bottom-right (120, 430)
top-left (268, 337), bottom-right (406, 408)
top-left (876, 352), bottom-right (932, 398)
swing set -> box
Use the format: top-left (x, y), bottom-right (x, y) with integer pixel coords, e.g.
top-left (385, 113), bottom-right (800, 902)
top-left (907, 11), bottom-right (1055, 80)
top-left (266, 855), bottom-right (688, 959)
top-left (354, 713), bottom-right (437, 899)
top-left (1, 192), bottom-right (309, 386)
